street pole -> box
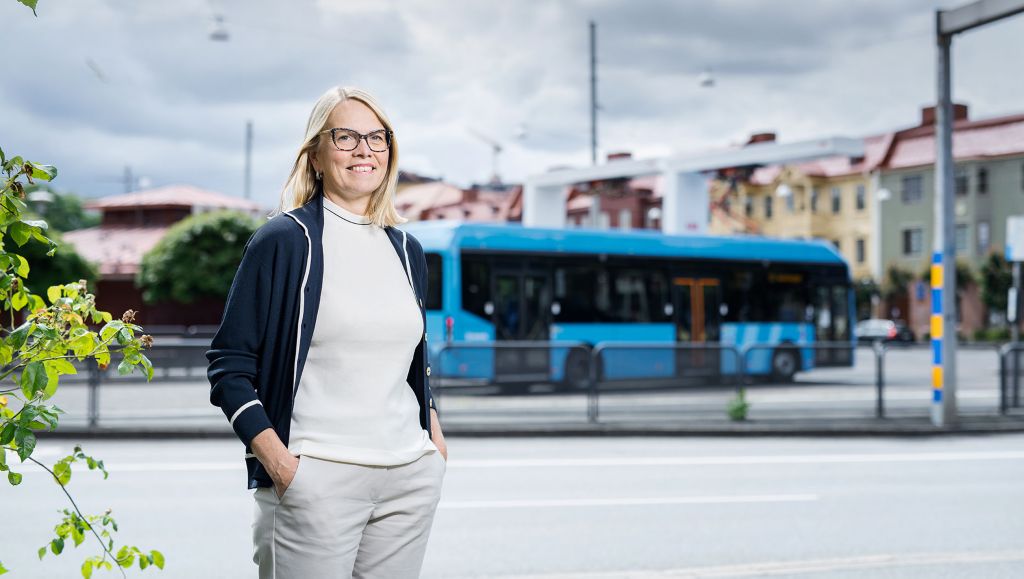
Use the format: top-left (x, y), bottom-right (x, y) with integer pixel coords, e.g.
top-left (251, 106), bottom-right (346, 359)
top-left (932, 11), bottom-right (958, 427)
top-left (244, 120), bottom-right (253, 200)
top-left (930, 0), bottom-right (1024, 426)
top-left (588, 20), bottom-right (601, 228)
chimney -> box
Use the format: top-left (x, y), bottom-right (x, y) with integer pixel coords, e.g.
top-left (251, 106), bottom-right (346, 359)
top-left (606, 151), bottom-right (632, 162)
top-left (745, 132), bottom-right (777, 146)
top-left (920, 103), bottom-right (968, 126)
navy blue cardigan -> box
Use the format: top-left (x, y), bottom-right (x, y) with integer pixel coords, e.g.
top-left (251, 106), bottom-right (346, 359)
top-left (206, 192), bottom-right (434, 489)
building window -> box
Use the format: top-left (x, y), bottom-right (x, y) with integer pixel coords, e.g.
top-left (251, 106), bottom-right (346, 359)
top-left (744, 196), bottom-right (753, 217)
top-left (955, 167), bottom-right (968, 196)
top-left (786, 192), bottom-right (795, 213)
top-left (856, 184), bottom-right (866, 211)
top-left (599, 211), bottom-right (611, 229)
top-left (764, 196), bottom-right (773, 219)
top-left (830, 186), bottom-right (841, 214)
top-left (978, 221), bottom-right (990, 253)
top-left (618, 208), bottom-right (632, 230)
top-left (810, 188), bottom-right (819, 213)
top-left (856, 238), bottom-right (865, 263)
top-left (977, 166), bottom-right (988, 195)
top-left (955, 223), bottom-right (968, 252)
top-left (901, 175), bottom-right (923, 204)
top-left (902, 227), bottom-right (923, 256)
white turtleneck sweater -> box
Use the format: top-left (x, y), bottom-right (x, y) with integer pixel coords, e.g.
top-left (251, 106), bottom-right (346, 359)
top-left (288, 197), bottom-right (436, 465)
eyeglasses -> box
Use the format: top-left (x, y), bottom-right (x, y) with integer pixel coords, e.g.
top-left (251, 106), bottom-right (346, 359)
top-left (320, 127), bottom-right (392, 152)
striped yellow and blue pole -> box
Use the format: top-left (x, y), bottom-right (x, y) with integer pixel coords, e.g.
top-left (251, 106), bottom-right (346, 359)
top-left (930, 253), bottom-right (943, 406)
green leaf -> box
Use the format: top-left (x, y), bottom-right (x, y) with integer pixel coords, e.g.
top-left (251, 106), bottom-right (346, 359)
top-left (140, 354), bottom-right (154, 381)
top-left (20, 361), bottom-right (47, 398)
top-left (81, 559), bottom-right (93, 579)
top-left (0, 423), bottom-right (14, 445)
top-left (71, 524), bottom-right (84, 546)
top-left (53, 460), bottom-right (72, 486)
top-left (43, 363), bottom-right (59, 399)
top-left (28, 164), bottom-right (57, 182)
top-left (7, 471), bottom-right (22, 485)
top-left (51, 537), bottom-right (65, 555)
top-left (38, 546), bottom-right (46, 560)
top-left (139, 555), bottom-right (150, 570)
top-left (99, 320), bottom-right (124, 342)
top-left (10, 291), bottom-right (27, 311)
top-left (11, 254), bottom-right (29, 278)
top-left (16, 431), bottom-right (36, 461)
top-left (117, 357), bottom-right (133, 376)
top-left (46, 285), bottom-right (62, 304)
top-left (116, 546), bottom-right (134, 568)
top-left (0, 560), bottom-right (7, 574)
top-left (9, 222), bottom-right (31, 247)
top-left (151, 550), bottom-right (165, 570)
top-left (50, 358), bottom-right (78, 375)
top-left (28, 294), bottom-right (45, 312)
top-left (17, 0), bottom-right (39, 16)
top-left (0, 344), bottom-right (12, 367)
top-left (7, 322), bottom-right (32, 350)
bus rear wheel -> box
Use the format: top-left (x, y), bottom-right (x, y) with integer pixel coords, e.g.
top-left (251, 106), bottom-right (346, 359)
top-left (560, 349), bottom-right (591, 392)
top-left (771, 347), bottom-right (799, 383)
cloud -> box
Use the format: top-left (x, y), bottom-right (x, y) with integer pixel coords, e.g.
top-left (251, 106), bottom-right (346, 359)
top-left (2, 0), bottom-right (1023, 210)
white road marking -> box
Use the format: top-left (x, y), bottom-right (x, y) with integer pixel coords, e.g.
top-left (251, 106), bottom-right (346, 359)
top-left (15, 449), bottom-right (1024, 474)
top-left (439, 494), bottom-right (818, 510)
top-left (495, 550), bottom-right (1024, 578)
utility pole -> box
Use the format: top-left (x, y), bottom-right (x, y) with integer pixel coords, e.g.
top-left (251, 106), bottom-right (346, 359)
top-left (589, 20), bottom-right (597, 166)
top-left (123, 166), bottom-right (134, 193)
top-left (244, 120), bottom-right (253, 199)
top-left (588, 20), bottom-right (601, 228)
top-left (932, 0), bottom-right (1024, 427)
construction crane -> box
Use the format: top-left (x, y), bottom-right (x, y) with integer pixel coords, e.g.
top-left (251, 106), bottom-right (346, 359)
top-left (467, 128), bottom-right (503, 187)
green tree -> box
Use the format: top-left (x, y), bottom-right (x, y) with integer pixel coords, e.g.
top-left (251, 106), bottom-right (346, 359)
top-left (26, 186), bottom-right (100, 233)
top-left (853, 277), bottom-right (879, 320)
top-left (3, 228), bottom-right (97, 297)
top-left (137, 210), bottom-right (261, 305)
top-left (981, 252), bottom-right (1012, 326)
top-left (1, 149), bottom-right (164, 575)
top-left (883, 265), bottom-right (914, 302)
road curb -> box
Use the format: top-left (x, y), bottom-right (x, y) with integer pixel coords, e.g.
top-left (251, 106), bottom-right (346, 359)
top-left (38, 417), bottom-right (1024, 439)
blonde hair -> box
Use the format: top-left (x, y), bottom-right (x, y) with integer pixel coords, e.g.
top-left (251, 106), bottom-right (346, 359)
top-left (276, 86), bottom-right (406, 228)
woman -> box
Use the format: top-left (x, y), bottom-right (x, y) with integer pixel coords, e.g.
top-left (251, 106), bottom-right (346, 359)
top-left (207, 86), bottom-right (447, 578)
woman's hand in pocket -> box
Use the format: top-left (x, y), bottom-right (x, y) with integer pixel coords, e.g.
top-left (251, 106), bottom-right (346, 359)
top-left (273, 454), bottom-right (301, 498)
top-left (430, 408), bottom-right (447, 461)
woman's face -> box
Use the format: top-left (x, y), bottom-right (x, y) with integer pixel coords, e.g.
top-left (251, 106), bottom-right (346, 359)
top-left (313, 99), bottom-right (390, 201)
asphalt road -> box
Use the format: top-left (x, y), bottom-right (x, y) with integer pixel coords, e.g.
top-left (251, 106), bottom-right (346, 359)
top-left (2, 435), bottom-right (1023, 578)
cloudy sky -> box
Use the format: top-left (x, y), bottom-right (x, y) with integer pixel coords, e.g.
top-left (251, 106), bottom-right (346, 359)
top-left (4, 0), bottom-right (1023, 210)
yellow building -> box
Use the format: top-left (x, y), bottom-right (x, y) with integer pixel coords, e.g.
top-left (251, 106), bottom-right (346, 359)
top-left (709, 160), bottom-right (876, 282)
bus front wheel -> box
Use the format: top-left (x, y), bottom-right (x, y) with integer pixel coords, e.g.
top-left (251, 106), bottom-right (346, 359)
top-left (771, 347), bottom-right (799, 383)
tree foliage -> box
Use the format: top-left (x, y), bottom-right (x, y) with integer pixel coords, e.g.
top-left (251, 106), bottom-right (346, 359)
top-left (1, 145), bottom-right (164, 576)
top-left (981, 252), bottom-right (1012, 320)
top-left (137, 210), bottom-right (261, 304)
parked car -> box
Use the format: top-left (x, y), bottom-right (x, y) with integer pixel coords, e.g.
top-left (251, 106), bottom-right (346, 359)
top-left (855, 319), bottom-right (915, 343)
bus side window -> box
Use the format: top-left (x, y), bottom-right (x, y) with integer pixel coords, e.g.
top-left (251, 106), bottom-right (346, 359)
top-left (425, 253), bottom-right (443, 310)
top-left (462, 256), bottom-right (491, 319)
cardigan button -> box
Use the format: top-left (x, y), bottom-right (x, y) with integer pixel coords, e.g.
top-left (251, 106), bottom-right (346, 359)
top-left (426, 366), bottom-right (431, 377)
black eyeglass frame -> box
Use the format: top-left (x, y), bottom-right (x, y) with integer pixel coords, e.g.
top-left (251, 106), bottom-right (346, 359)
top-left (319, 127), bottom-right (393, 152)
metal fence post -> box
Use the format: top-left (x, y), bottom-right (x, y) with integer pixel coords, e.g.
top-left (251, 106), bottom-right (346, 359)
top-left (87, 359), bottom-right (101, 428)
top-left (587, 345), bottom-right (599, 424)
top-left (1015, 345), bottom-right (1022, 408)
top-left (999, 345), bottom-right (1008, 415)
top-left (873, 341), bottom-right (885, 419)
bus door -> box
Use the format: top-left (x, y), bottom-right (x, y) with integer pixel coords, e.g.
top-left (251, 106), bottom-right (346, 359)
top-left (672, 277), bottom-right (722, 376)
top-left (491, 266), bottom-right (552, 381)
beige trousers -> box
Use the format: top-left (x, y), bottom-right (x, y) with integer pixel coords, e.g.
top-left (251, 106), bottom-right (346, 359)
top-left (253, 451), bottom-right (446, 579)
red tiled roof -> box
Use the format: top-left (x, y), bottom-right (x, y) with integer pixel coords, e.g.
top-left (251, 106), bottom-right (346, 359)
top-left (62, 226), bottom-right (170, 276)
top-left (86, 185), bottom-right (263, 212)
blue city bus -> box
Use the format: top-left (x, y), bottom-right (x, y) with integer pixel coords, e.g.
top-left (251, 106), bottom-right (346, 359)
top-left (403, 221), bottom-right (854, 389)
